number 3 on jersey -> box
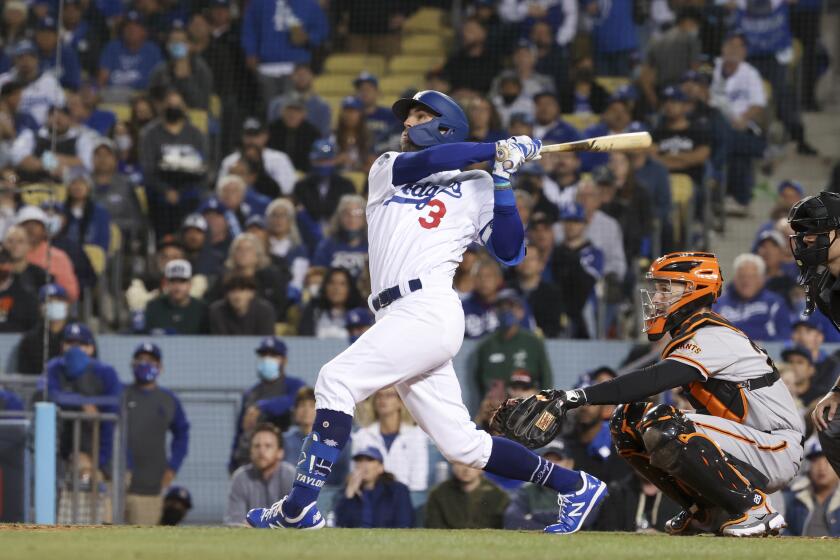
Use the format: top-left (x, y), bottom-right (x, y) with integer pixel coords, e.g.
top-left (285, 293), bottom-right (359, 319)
top-left (419, 199), bottom-right (447, 229)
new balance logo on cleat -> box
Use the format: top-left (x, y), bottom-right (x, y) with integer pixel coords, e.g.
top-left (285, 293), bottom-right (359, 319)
top-left (567, 502), bottom-right (586, 518)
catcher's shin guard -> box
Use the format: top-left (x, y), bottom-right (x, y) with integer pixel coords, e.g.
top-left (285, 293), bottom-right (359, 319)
top-left (610, 403), bottom-right (700, 510)
top-left (639, 404), bottom-right (758, 515)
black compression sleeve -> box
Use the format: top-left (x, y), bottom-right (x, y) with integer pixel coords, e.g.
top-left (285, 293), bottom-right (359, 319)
top-left (582, 359), bottom-right (705, 405)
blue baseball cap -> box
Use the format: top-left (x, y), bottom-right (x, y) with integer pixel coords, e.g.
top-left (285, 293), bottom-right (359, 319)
top-left (792, 314), bottom-right (822, 331)
top-left (341, 96), bottom-right (364, 111)
top-left (777, 179), bottom-right (805, 197)
top-left (133, 341), bottom-right (162, 361)
top-left (346, 307), bottom-right (374, 329)
top-left (661, 85), bottom-right (687, 102)
top-left (199, 197), bottom-right (224, 215)
top-left (10, 39), bottom-right (37, 58)
top-left (509, 112), bottom-right (535, 126)
top-left (352, 446), bottom-right (384, 463)
top-left (514, 38), bottom-right (536, 52)
top-left (62, 322), bottom-right (94, 345)
top-left (609, 84), bottom-right (638, 104)
top-left (559, 203), bottom-right (586, 222)
top-left (310, 139), bottom-right (337, 162)
top-left (36, 16), bottom-right (57, 32)
top-left (682, 69), bottom-right (711, 86)
top-left (245, 215), bottom-right (265, 230)
top-left (124, 10), bottom-right (145, 25)
top-left (256, 336), bottom-right (287, 356)
top-left (39, 283), bottom-right (68, 301)
top-left (353, 72), bottom-right (378, 88)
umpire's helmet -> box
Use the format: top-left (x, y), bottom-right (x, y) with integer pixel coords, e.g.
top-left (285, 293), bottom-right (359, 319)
top-left (392, 90), bottom-right (468, 147)
top-left (788, 192), bottom-right (840, 269)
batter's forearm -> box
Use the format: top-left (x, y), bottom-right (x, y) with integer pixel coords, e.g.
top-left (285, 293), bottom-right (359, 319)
top-left (392, 143), bottom-right (496, 185)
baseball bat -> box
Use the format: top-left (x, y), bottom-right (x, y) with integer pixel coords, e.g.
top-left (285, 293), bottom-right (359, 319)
top-left (540, 131), bottom-right (652, 154)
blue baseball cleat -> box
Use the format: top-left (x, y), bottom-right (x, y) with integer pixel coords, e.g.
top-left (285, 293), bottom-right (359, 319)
top-left (246, 497), bottom-right (326, 530)
top-left (544, 472), bottom-right (608, 535)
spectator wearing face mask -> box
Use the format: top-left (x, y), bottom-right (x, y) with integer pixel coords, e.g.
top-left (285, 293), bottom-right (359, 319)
top-left (124, 342), bottom-right (190, 525)
top-left (228, 336), bottom-right (306, 473)
top-left (149, 24), bottom-right (214, 110)
top-left (138, 89), bottom-right (208, 237)
top-left (0, 244), bottom-right (37, 332)
top-left (16, 283), bottom-right (71, 374)
top-left (293, 140), bottom-right (357, 250)
top-left (472, 291), bottom-right (549, 395)
top-left (225, 423), bottom-right (295, 526)
top-left (47, 323), bottom-right (122, 469)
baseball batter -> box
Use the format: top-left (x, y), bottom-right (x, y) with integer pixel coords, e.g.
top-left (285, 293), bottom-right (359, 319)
top-left (494, 252), bottom-right (804, 537)
top-left (247, 90), bottom-right (607, 533)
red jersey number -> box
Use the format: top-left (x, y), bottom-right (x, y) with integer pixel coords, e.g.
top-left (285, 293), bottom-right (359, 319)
top-left (419, 199), bottom-right (447, 229)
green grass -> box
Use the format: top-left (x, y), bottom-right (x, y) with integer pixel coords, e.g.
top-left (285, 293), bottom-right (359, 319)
top-left (1, 526), bottom-right (837, 560)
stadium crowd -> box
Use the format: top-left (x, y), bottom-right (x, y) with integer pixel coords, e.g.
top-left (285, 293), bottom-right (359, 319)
top-left (0, 0), bottom-right (838, 534)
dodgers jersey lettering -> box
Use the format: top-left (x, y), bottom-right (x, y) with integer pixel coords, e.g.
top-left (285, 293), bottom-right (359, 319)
top-left (366, 152), bottom-right (495, 295)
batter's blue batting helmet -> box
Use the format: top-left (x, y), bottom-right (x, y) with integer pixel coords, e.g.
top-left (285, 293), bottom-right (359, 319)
top-left (392, 90), bottom-right (468, 147)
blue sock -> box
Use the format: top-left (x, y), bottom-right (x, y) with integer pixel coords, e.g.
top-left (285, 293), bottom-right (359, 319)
top-left (284, 409), bottom-right (353, 517)
top-left (484, 436), bottom-right (582, 493)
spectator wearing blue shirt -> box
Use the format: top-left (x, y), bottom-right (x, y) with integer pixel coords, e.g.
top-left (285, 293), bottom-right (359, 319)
top-left (334, 447), bottom-right (414, 529)
top-left (57, 172), bottom-right (111, 253)
top-left (715, 253), bottom-right (792, 342)
top-left (0, 81), bottom-right (38, 140)
top-left (34, 16), bottom-right (81, 91)
top-left (550, 203), bottom-right (604, 339)
top-left (734, 0), bottom-right (815, 155)
top-left (60, 0), bottom-right (101, 77)
top-left (532, 91), bottom-right (579, 142)
top-left (0, 388), bottom-right (24, 411)
top-left (354, 72), bottom-right (399, 148)
top-left (229, 337), bottom-right (307, 473)
top-left (584, 0), bottom-right (639, 77)
top-left (463, 259), bottom-right (532, 339)
top-left (98, 11), bottom-right (163, 96)
top-left (312, 194), bottom-right (368, 279)
top-left (241, 0), bottom-right (329, 108)
top-left (783, 438), bottom-right (840, 537)
top-left (124, 342), bottom-right (190, 525)
top-left (47, 323), bottom-right (122, 469)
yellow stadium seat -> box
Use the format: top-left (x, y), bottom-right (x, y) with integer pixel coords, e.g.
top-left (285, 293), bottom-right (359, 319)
top-left (209, 95), bottom-right (222, 119)
top-left (595, 76), bottom-right (630, 95)
top-left (388, 55), bottom-right (444, 75)
top-left (188, 109), bottom-right (208, 134)
top-left (323, 54), bottom-right (386, 76)
top-left (84, 244), bottom-right (106, 276)
top-left (134, 186), bottom-right (148, 215)
top-left (763, 80), bottom-right (773, 104)
top-left (379, 75), bottom-right (424, 97)
top-left (314, 74), bottom-right (355, 97)
top-left (108, 223), bottom-right (122, 257)
top-left (562, 113), bottom-right (600, 132)
top-left (401, 34), bottom-right (446, 56)
top-left (342, 171), bottom-right (367, 194)
top-left (670, 173), bottom-right (694, 247)
top-left (20, 183), bottom-right (66, 206)
top-left (323, 95), bottom-right (345, 129)
top-left (403, 8), bottom-right (445, 34)
top-left (100, 103), bottom-right (131, 123)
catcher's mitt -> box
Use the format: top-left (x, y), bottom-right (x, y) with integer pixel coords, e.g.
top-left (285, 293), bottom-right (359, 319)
top-left (489, 390), bottom-right (567, 449)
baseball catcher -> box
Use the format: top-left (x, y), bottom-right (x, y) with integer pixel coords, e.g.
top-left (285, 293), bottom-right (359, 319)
top-left (493, 252), bottom-right (804, 537)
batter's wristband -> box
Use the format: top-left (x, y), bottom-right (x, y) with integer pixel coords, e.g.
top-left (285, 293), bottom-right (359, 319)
top-left (492, 174), bottom-right (512, 191)
top-left (493, 187), bottom-right (516, 206)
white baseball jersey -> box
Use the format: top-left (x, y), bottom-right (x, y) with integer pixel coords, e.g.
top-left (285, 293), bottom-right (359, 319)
top-left (0, 70), bottom-right (65, 126)
top-left (710, 58), bottom-right (767, 121)
top-left (366, 152), bottom-right (496, 295)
